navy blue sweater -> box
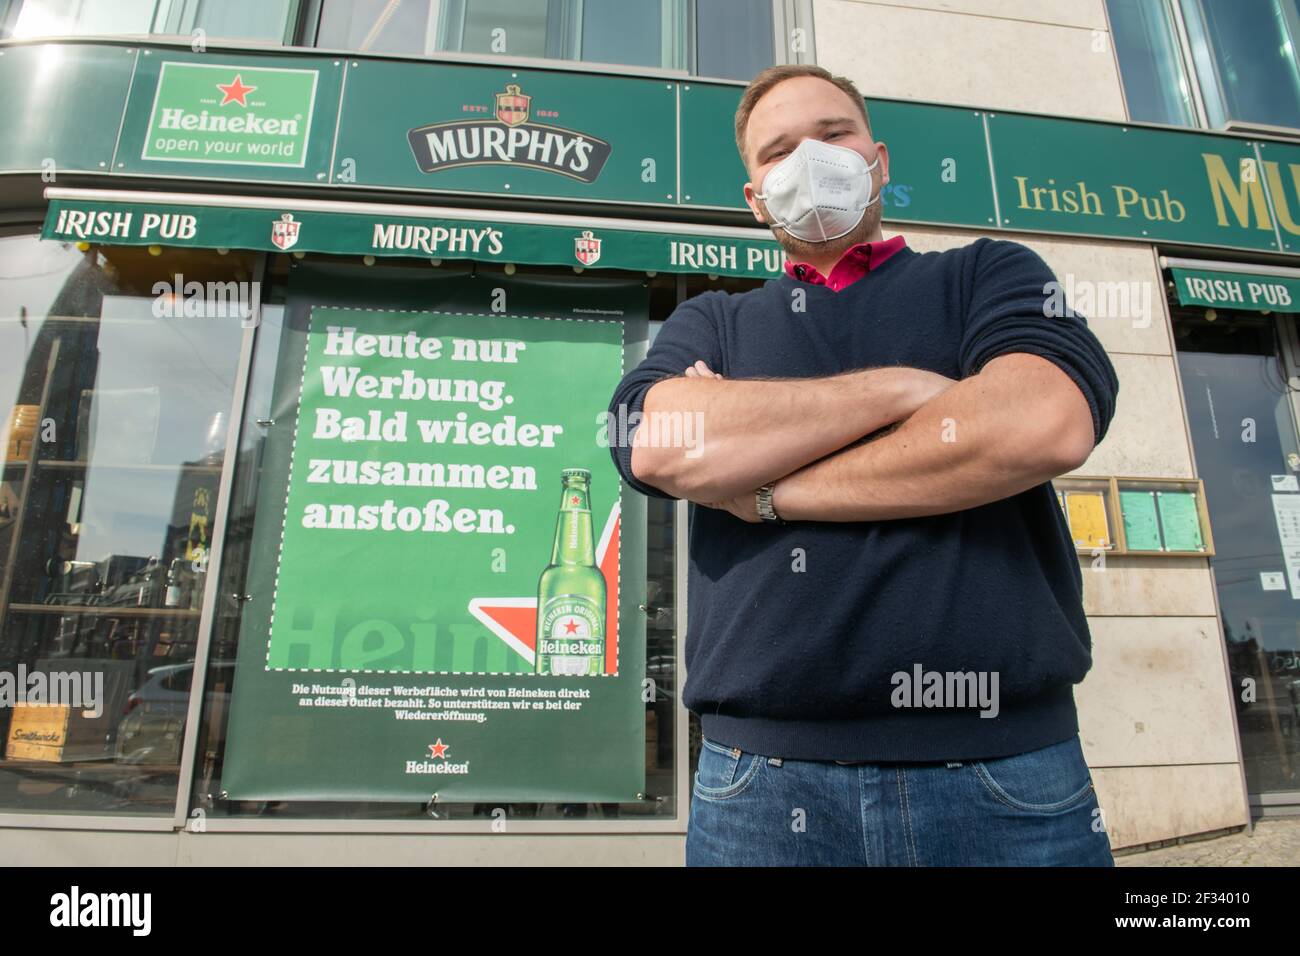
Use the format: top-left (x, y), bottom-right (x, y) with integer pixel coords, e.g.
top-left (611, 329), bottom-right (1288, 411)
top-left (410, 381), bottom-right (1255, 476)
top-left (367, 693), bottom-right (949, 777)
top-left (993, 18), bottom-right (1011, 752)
top-left (607, 238), bottom-right (1119, 761)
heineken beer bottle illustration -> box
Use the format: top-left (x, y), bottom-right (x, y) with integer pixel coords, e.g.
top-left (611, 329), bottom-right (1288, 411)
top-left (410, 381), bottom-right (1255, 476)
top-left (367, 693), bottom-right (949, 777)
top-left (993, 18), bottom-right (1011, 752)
top-left (535, 468), bottom-right (606, 676)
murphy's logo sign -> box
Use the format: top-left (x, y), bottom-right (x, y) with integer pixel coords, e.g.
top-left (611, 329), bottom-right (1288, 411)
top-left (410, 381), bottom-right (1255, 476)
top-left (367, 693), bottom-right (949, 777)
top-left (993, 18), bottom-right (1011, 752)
top-left (142, 62), bottom-right (318, 168)
top-left (407, 83), bottom-right (612, 182)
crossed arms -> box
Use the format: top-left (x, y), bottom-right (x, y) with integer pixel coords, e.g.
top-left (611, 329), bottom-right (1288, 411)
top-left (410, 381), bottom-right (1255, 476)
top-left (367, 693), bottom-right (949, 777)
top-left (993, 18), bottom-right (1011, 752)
top-left (612, 240), bottom-right (1120, 521)
top-left (628, 354), bottom-right (1100, 523)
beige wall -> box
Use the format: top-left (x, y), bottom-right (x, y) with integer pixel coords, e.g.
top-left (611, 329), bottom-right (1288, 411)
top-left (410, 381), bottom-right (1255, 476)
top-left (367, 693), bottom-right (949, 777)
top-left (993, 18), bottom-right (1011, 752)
top-left (894, 223), bottom-right (1251, 847)
top-left (814, 0), bottom-right (1127, 120)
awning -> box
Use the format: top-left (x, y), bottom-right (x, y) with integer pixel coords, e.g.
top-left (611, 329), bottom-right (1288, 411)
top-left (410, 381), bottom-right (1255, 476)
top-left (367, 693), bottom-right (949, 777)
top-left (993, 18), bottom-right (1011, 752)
top-left (1167, 262), bottom-right (1300, 313)
top-left (40, 188), bottom-right (788, 281)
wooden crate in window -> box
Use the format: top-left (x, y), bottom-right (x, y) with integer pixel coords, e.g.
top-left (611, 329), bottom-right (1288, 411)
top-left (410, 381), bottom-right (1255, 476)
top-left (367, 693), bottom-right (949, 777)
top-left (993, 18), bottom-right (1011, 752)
top-left (4, 702), bottom-right (110, 763)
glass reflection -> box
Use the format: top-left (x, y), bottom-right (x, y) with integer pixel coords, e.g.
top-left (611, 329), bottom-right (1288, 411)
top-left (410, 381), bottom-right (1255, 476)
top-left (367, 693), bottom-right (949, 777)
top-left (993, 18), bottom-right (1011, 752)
top-left (1175, 305), bottom-right (1300, 798)
top-left (0, 236), bottom-right (250, 814)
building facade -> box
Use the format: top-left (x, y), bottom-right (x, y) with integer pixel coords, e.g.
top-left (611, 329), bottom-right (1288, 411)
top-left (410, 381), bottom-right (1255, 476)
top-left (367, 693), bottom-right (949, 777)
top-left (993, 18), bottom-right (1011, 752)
top-left (0, 0), bottom-right (1296, 864)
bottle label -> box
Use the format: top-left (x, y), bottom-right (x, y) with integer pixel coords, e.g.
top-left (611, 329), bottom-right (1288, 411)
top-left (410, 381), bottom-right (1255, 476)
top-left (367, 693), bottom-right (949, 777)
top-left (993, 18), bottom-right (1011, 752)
top-left (537, 596), bottom-right (604, 674)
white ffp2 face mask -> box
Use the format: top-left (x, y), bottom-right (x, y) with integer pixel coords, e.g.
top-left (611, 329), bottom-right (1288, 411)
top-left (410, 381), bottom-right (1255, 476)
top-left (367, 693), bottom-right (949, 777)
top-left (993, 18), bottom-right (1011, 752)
top-left (754, 138), bottom-right (880, 243)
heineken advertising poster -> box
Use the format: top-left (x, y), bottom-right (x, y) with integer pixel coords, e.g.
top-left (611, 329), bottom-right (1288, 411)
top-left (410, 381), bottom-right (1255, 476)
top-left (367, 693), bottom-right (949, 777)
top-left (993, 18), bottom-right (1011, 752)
top-left (222, 272), bottom-right (647, 801)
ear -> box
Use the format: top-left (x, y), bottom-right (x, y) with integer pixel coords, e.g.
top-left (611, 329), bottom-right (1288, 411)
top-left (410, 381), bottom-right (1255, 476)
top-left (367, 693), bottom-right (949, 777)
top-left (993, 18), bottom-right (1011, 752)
top-left (875, 141), bottom-right (891, 187)
top-left (742, 181), bottom-right (767, 225)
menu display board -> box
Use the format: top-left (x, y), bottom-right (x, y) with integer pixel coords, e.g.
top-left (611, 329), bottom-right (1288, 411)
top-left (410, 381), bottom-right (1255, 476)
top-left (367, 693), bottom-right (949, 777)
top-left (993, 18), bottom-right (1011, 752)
top-left (1065, 491), bottom-right (1111, 549)
top-left (1156, 491), bottom-right (1205, 552)
top-left (1119, 490), bottom-right (1163, 552)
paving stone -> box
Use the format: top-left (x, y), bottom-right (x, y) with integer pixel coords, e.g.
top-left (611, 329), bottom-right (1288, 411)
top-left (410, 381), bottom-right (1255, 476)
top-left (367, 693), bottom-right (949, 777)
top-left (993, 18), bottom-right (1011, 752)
top-left (1116, 818), bottom-right (1300, 866)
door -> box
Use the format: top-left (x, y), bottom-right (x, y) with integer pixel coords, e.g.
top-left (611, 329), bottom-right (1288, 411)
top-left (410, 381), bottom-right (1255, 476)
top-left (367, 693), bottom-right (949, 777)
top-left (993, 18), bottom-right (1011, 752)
top-left (1175, 301), bottom-right (1300, 807)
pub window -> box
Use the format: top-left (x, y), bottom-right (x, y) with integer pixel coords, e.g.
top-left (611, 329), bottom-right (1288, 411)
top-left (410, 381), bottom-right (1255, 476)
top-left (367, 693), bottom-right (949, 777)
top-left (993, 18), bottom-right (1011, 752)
top-left (1104, 0), bottom-right (1198, 127)
top-left (1178, 0), bottom-right (1300, 132)
top-left (312, 0), bottom-right (788, 80)
top-left (3, 0), bottom-right (297, 44)
top-left (0, 233), bottom-right (255, 815)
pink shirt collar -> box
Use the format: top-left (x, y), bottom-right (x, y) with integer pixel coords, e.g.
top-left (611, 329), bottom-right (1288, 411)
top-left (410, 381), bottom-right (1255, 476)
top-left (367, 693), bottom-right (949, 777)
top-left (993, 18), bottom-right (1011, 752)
top-left (784, 235), bottom-right (908, 291)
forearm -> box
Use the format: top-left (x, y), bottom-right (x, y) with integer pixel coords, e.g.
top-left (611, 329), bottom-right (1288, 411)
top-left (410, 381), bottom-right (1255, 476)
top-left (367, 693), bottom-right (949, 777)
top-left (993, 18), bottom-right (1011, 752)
top-left (772, 355), bottom-right (1095, 521)
top-left (631, 366), bottom-right (935, 501)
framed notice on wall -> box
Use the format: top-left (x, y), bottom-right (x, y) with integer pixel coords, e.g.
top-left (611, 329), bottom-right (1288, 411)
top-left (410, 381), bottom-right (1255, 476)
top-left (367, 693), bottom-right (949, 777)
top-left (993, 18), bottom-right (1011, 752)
top-left (1115, 477), bottom-right (1213, 556)
top-left (1052, 476), bottom-right (1213, 557)
top-left (1054, 476), bottom-right (1116, 551)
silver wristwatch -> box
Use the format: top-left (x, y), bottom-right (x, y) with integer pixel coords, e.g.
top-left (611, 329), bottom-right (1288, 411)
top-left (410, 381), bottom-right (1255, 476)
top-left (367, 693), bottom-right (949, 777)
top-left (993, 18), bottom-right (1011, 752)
top-left (756, 482), bottom-right (784, 523)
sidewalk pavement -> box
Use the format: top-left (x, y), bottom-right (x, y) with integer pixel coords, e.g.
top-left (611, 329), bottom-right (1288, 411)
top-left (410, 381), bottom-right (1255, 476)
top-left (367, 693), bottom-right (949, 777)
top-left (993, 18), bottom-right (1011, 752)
top-left (1115, 817), bottom-right (1300, 866)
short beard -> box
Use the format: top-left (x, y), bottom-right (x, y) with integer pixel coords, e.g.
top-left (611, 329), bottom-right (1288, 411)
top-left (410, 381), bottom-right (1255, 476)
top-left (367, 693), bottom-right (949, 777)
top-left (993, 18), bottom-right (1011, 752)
top-left (758, 198), bottom-right (883, 264)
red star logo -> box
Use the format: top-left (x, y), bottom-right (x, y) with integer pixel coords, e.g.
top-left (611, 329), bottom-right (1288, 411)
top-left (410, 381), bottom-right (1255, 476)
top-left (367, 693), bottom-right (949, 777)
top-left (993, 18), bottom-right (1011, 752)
top-left (217, 74), bottom-right (257, 107)
top-left (570, 495), bottom-right (580, 505)
top-left (428, 739), bottom-right (449, 759)
top-left (563, 618), bottom-right (580, 635)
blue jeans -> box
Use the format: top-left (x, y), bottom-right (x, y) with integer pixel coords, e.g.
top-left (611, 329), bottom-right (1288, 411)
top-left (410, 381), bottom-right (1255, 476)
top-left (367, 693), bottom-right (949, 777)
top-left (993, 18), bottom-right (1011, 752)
top-left (687, 734), bottom-right (1115, 866)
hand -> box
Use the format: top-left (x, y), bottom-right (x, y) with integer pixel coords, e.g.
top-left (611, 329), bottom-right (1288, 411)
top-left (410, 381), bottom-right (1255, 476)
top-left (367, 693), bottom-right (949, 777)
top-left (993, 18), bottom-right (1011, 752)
top-left (684, 360), bottom-right (723, 379)
top-left (699, 488), bottom-right (762, 523)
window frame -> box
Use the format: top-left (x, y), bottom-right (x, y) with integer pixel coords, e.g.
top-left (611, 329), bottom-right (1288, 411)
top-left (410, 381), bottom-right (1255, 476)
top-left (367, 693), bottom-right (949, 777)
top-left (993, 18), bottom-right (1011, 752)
top-left (1, 0), bottom-right (304, 46)
top-left (1106, 0), bottom-right (1300, 137)
top-left (0, 225), bottom-right (262, 831)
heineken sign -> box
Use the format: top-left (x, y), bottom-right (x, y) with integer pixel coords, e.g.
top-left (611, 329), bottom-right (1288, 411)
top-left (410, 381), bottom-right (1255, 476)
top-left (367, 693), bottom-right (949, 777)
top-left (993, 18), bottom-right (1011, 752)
top-left (407, 83), bottom-right (612, 182)
top-left (142, 62), bottom-right (318, 167)
top-left (221, 297), bottom-right (645, 801)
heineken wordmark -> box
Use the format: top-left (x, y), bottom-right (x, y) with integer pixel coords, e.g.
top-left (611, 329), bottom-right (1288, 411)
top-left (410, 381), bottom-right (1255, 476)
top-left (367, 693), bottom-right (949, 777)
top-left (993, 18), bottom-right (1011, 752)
top-left (535, 468), bottom-right (606, 676)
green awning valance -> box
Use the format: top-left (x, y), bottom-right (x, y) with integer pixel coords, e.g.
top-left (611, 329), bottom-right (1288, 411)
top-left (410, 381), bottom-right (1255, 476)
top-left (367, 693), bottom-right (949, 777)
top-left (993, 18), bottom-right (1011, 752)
top-left (40, 192), bottom-right (788, 281)
top-left (1171, 267), bottom-right (1300, 312)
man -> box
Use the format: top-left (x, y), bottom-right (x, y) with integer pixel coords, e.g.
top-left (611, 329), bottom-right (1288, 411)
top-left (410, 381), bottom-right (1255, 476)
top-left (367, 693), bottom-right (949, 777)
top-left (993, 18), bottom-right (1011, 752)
top-left (606, 64), bottom-right (1119, 866)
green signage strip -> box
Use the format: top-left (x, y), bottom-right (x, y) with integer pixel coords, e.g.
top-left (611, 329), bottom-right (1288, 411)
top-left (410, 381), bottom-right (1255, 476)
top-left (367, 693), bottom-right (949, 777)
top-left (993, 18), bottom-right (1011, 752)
top-left (1257, 139), bottom-right (1300, 255)
top-left (14, 41), bottom-right (1300, 258)
top-left (40, 197), bottom-right (789, 279)
top-left (223, 293), bottom-right (645, 801)
top-left (0, 43), bottom-right (136, 173)
top-left (676, 90), bottom-right (997, 228)
top-left (988, 113), bottom-right (1282, 252)
top-left (865, 99), bottom-right (997, 229)
top-left (1171, 267), bottom-right (1300, 312)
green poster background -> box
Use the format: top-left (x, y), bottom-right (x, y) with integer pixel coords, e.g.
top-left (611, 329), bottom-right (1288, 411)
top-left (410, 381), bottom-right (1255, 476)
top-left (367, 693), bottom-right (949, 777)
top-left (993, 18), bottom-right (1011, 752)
top-left (222, 268), bottom-right (648, 801)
